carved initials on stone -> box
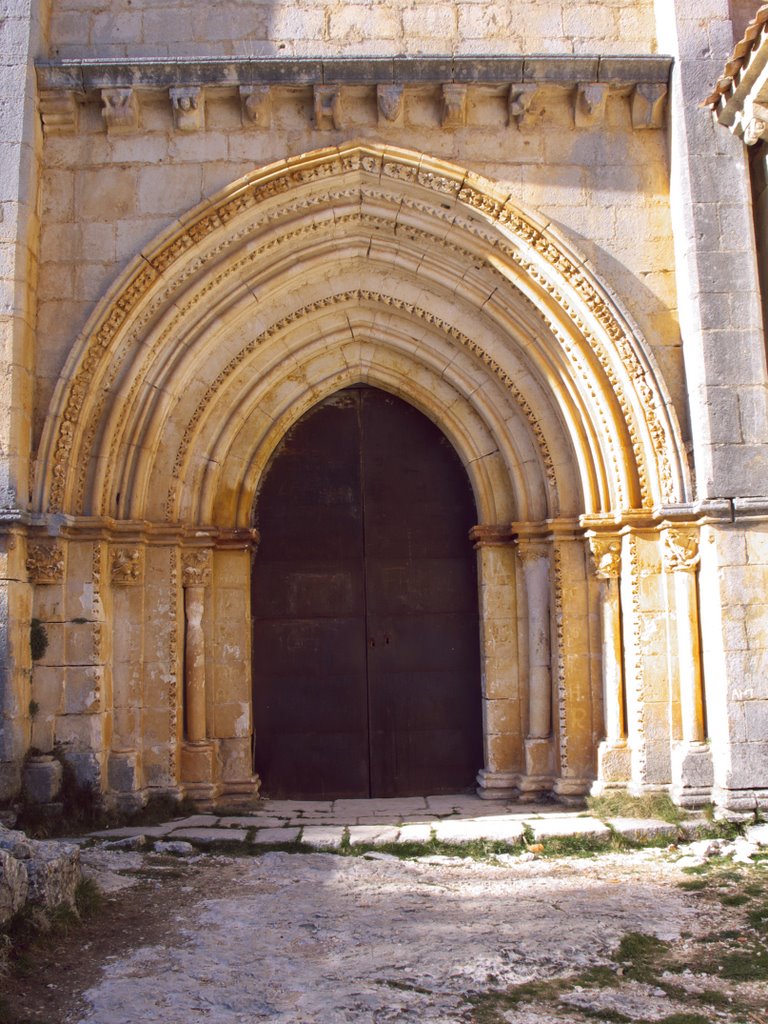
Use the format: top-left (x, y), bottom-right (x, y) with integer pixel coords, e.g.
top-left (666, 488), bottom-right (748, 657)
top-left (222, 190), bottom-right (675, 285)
top-left (441, 84), bottom-right (467, 128)
top-left (170, 87), bottom-right (204, 132)
top-left (27, 541), bottom-right (65, 584)
top-left (377, 84), bottom-right (404, 127)
top-left (101, 88), bottom-right (139, 134)
top-left (314, 86), bottom-right (343, 130)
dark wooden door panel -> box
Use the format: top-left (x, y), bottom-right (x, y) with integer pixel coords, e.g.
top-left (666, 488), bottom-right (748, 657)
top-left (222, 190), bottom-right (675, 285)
top-left (252, 394), bottom-right (369, 799)
top-left (360, 388), bottom-right (482, 797)
top-left (252, 386), bottom-right (482, 799)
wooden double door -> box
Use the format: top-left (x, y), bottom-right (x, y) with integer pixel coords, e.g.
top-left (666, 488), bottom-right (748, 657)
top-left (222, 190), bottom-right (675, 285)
top-left (252, 386), bottom-right (482, 799)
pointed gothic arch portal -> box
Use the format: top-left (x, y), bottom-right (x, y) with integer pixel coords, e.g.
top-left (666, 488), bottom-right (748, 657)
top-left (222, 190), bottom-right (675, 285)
top-left (252, 386), bottom-right (483, 799)
top-left (32, 142), bottom-right (694, 807)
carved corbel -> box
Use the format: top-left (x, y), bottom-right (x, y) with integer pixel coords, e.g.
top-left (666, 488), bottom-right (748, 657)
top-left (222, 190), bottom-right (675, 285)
top-left (240, 85), bottom-right (271, 128)
top-left (26, 541), bottom-right (65, 584)
top-left (588, 536), bottom-right (621, 580)
top-left (101, 88), bottom-right (139, 135)
top-left (507, 84), bottom-right (538, 129)
top-left (631, 83), bottom-right (667, 130)
top-left (377, 84), bottom-right (404, 127)
top-left (170, 87), bottom-right (204, 132)
top-left (740, 101), bottom-right (768, 146)
top-left (662, 529), bottom-right (700, 573)
top-left (39, 90), bottom-right (78, 135)
top-left (441, 84), bottom-right (467, 128)
top-left (110, 547), bottom-right (143, 585)
top-left (574, 83), bottom-right (608, 129)
top-left (314, 86), bottom-right (343, 130)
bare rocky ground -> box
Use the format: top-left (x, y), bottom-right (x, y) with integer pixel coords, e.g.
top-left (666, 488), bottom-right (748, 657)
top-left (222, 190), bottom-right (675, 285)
top-left (4, 839), bottom-right (768, 1024)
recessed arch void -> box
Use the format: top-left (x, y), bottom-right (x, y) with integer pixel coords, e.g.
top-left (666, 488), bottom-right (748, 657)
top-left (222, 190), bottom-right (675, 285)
top-left (34, 143), bottom-right (690, 529)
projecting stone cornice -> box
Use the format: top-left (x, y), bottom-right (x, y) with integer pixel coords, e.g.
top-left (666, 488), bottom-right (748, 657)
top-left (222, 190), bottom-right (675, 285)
top-left (36, 54), bottom-right (671, 134)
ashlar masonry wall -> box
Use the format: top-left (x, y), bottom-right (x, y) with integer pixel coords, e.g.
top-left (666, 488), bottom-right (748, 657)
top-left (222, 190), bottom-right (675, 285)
top-left (47, 0), bottom-right (658, 60)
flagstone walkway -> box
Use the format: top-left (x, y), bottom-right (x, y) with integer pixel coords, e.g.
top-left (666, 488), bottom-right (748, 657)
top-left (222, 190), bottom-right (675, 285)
top-left (88, 793), bottom-right (691, 850)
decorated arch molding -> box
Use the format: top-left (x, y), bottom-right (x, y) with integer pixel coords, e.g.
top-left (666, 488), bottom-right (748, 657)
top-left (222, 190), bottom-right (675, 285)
top-left (35, 142), bottom-right (690, 529)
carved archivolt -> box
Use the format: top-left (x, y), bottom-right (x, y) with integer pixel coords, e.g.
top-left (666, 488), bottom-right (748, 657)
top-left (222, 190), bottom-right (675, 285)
top-left (36, 143), bottom-right (689, 526)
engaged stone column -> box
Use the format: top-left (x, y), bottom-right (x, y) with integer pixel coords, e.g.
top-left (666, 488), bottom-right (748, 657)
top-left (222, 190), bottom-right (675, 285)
top-left (108, 546), bottom-right (144, 808)
top-left (182, 550), bottom-right (211, 743)
top-left (180, 549), bottom-right (218, 804)
top-left (517, 537), bottom-right (554, 791)
top-left (589, 534), bottom-right (631, 791)
top-left (662, 527), bottom-right (713, 807)
top-left (470, 525), bottom-right (521, 801)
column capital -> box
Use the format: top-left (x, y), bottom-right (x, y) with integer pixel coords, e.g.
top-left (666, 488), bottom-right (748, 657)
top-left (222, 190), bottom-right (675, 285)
top-left (110, 546), bottom-right (143, 585)
top-left (662, 527), bottom-right (700, 573)
top-left (588, 535), bottom-right (622, 579)
top-left (182, 548), bottom-right (212, 587)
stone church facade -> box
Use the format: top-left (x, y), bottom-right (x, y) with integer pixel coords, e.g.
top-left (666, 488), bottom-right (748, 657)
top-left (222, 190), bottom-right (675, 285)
top-left (1, 0), bottom-right (767, 811)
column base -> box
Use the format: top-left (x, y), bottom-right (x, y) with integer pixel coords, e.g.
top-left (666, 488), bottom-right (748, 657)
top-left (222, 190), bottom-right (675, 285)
top-left (591, 739), bottom-right (632, 794)
top-left (220, 776), bottom-right (262, 800)
top-left (670, 741), bottom-right (713, 808)
top-left (476, 769), bottom-right (519, 800)
top-left (553, 777), bottom-right (592, 806)
top-left (180, 740), bottom-right (221, 809)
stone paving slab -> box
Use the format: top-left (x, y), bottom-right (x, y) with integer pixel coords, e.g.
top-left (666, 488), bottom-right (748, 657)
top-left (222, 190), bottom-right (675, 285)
top-left (397, 823), bottom-right (434, 843)
top-left (251, 827), bottom-right (302, 845)
top-left (333, 797), bottom-right (428, 815)
top-left (217, 816), bottom-right (283, 829)
top-left (169, 827), bottom-right (249, 844)
top-left (260, 800), bottom-right (334, 815)
top-left (300, 826), bottom-right (345, 849)
top-left (165, 815), bottom-right (221, 829)
top-left (606, 818), bottom-right (679, 841)
top-left (347, 826), bottom-right (401, 846)
top-left (528, 817), bottom-right (611, 839)
top-left (433, 819), bottom-right (526, 843)
top-left (89, 825), bottom-right (177, 839)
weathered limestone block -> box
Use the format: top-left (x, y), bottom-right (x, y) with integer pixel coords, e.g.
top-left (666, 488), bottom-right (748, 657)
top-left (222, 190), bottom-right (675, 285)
top-left (0, 847), bottom-right (28, 926)
top-left (25, 841), bottom-right (81, 910)
top-left (22, 754), bottom-right (63, 804)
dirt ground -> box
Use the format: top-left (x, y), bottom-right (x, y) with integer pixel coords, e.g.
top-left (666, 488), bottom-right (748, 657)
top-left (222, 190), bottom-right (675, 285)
top-left (4, 844), bottom-right (768, 1024)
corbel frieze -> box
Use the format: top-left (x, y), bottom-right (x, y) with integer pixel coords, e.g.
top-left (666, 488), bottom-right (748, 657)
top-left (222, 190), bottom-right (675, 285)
top-left (101, 88), bottom-right (139, 135)
top-left (239, 85), bottom-right (271, 128)
top-left (377, 84), bottom-right (404, 127)
top-left (574, 82), bottom-right (608, 128)
top-left (631, 83), bottom-right (667, 130)
top-left (39, 90), bottom-right (78, 134)
top-left (314, 85), bottom-right (343, 130)
top-left (441, 84), bottom-right (467, 128)
top-left (507, 84), bottom-right (538, 128)
top-left (170, 86), bottom-right (204, 132)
